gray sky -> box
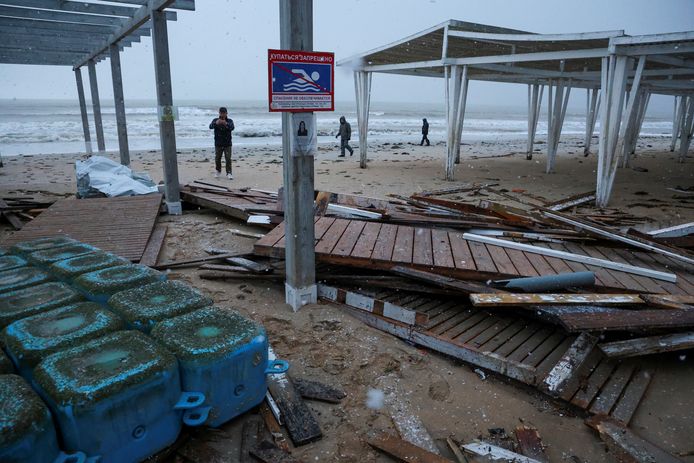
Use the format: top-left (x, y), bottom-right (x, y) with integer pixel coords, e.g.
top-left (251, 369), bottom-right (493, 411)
top-left (1, 0), bottom-right (693, 113)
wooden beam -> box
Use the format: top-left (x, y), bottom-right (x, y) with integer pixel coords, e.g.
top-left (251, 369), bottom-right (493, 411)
top-left (557, 309), bottom-right (694, 332)
top-left (462, 442), bottom-right (543, 463)
top-left (470, 293), bottom-right (644, 307)
top-left (368, 434), bottom-right (452, 463)
top-left (647, 222), bottom-right (694, 239)
top-left (599, 331), bottom-right (694, 358)
top-left (541, 332), bottom-right (598, 396)
top-left (462, 233), bottom-right (677, 283)
top-left (390, 266), bottom-right (501, 294)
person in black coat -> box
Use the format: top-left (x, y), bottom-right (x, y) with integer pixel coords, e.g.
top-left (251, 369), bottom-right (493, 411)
top-left (420, 118), bottom-right (430, 146)
top-left (209, 107), bottom-right (235, 179)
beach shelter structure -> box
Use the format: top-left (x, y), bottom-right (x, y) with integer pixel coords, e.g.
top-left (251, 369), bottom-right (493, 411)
top-left (0, 0), bottom-right (196, 214)
top-left (337, 20), bottom-right (694, 207)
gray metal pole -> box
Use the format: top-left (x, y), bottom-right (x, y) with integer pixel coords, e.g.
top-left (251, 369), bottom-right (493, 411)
top-left (74, 67), bottom-right (93, 154)
top-left (109, 43), bottom-right (130, 166)
top-left (150, 6), bottom-right (182, 214)
top-left (280, 0), bottom-right (316, 310)
top-left (87, 59), bottom-right (106, 152)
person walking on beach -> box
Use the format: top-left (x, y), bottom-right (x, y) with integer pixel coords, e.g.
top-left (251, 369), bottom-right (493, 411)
top-left (335, 116), bottom-right (354, 157)
top-left (420, 118), bottom-right (430, 146)
top-left (209, 107), bottom-right (235, 179)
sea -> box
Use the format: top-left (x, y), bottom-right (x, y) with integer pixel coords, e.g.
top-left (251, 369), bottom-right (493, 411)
top-left (0, 99), bottom-right (675, 157)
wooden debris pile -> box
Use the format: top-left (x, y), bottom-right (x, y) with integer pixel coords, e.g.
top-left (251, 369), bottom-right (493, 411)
top-left (0, 196), bottom-right (55, 230)
top-left (168, 180), bottom-right (694, 462)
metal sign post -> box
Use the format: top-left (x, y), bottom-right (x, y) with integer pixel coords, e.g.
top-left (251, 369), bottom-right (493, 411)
top-left (275, 0), bottom-right (333, 311)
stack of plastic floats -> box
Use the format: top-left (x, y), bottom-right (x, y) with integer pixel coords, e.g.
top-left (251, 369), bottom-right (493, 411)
top-left (0, 237), bottom-right (287, 463)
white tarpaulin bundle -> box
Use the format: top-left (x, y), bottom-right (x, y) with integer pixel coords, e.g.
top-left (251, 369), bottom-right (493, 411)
top-left (76, 156), bottom-right (158, 198)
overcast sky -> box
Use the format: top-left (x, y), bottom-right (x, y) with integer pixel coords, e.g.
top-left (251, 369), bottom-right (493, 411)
top-left (1, 0), bottom-right (693, 113)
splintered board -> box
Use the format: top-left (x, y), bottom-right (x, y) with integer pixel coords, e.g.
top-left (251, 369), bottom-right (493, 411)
top-left (255, 218), bottom-right (694, 295)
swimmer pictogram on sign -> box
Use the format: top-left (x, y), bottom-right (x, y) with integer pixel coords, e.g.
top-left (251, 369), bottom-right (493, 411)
top-left (268, 49), bottom-right (334, 112)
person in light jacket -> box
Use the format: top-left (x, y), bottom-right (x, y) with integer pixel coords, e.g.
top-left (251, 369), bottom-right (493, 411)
top-left (209, 107), bottom-right (235, 179)
top-left (335, 116), bottom-right (354, 157)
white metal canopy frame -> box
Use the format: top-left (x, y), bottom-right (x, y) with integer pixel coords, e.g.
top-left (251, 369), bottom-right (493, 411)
top-left (337, 20), bottom-right (694, 207)
top-left (0, 0), bottom-right (196, 215)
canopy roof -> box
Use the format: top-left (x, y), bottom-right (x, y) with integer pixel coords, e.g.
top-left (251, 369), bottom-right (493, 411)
top-left (338, 20), bottom-right (694, 95)
top-left (0, 0), bottom-right (193, 68)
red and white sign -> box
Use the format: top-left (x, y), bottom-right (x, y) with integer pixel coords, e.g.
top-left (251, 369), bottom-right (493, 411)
top-left (268, 49), bottom-right (334, 112)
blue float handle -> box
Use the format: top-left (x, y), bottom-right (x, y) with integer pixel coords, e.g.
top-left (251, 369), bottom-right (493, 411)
top-left (53, 451), bottom-right (88, 463)
top-left (265, 359), bottom-right (289, 375)
top-left (174, 391), bottom-right (206, 410)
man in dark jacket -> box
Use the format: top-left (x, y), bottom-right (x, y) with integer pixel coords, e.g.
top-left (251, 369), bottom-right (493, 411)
top-left (420, 118), bottom-right (430, 146)
top-left (209, 107), bottom-right (235, 179)
top-left (335, 116), bottom-right (353, 157)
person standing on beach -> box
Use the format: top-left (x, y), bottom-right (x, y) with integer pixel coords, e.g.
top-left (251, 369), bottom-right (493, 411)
top-left (209, 107), bottom-right (235, 179)
top-left (335, 116), bottom-right (353, 157)
top-left (420, 118), bottom-right (430, 146)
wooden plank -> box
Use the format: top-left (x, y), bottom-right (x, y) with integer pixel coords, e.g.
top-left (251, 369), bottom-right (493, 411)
top-left (585, 416), bottom-right (684, 463)
top-left (454, 315), bottom-right (505, 344)
top-left (595, 246), bottom-right (660, 293)
top-left (494, 324), bottom-right (543, 358)
top-left (266, 348), bottom-right (322, 447)
top-left (589, 362), bottom-right (636, 415)
top-left (371, 223), bottom-right (398, 262)
top-left (523, 252), bottom-right (559, 276)
top-left (540, 333), bottom-right (599, 396)
top-left (351, 221), bottom-right (381, 258)
top-left (225, 257), bottom-right (273, 274)
top-left (535, 336), bottom-right (577, 378)
top-left (315, 218), bottom-right (350, 254)
top-left (505, 248), bottom-right (540, 276)
top-left (138, 224), bottom-right (167, 267)
top-left (367, 434), bottom-right (451, 463)
top-left (463, 233), bottom-right (678, 283)
top-left (506, 327), bottom-right (553, 362)
top-left (559, 349), bottom-right (603, 401)
top-left (431, 228), bottom-right (455, 268)
top-left (448, 232), bottom-right (476, 270)
top-left (441, 311), bottom-right (488, 340)
top-left (428, 310), bottom-right (475, 334)
top-left (523, 331), bottom-right (566, 368)
top-left (611, 369), bottom-right (652, 425)
top-left (514, 425), bottom-right (549, 463)
top-left (571, 359), bottom-right (617, 409)
top-left (468, 241), bottom-right (498, 273)
top-left (255, 221), bottom-right (286, 248)
top-left (412, 228), bottom-right (434, 266)
top-left (392, 226), bottom-right (415, 263)
top-left (293, 377), bottom-right (346, 404)
top-left (640, 294), bottom-right (694, 310)
top-left (466, 318), bottom-right (516, 348)
top-left (558, 309), bottom-right (694, 332)
top-left (569, 243), bottom-right (630, 290)
top-left (470, 293), bottom-right (644, 307)
top-left (333, 220), bottom-right (366, 256)
top-left (154, 251), bottom-right (246, 270)
top-left (314, 217), bottom-right (336, 243)
top-left (486, 245), bottom-right (519, 275)
top-left (240, 415), bottom-right (262, 463)
top-left (599, 331), bottom-right (694, 358)
top-left (478, 320), bottom-right (528, 353)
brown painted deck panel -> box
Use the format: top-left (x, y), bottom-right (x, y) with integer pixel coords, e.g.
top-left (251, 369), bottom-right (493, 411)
top-left (486, 245), bottom-right (519, 276)
top-left (505, 248), bottom-right (540, 277)
top-left (371, 223), bottom-right (398, 262)
top-left (469, 242), bottom-right (498, 273)
top-left (431, 228), bottom-right (455, 268)
top-left (6, 195), bottom-right (162, 261)
top-left (448, 232), bottom-right (476, 270)
top-left (351, 222), bottom-right (381, 258)
top-left (315, 219), bottom-right (350, 254)
top-left (333, 221), bottom-right (366, 257)
top-left (412, 228), bottom-right (434, 266)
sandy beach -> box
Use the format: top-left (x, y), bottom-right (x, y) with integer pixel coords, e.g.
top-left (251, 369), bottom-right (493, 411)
top-left (1, 134), bottom-right (693, 462)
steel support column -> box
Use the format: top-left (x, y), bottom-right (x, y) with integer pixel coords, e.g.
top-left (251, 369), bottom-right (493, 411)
top-left (74, 67), bottom-right (93, 154)
top-left (110, 44), bottom-right (130, 166)
top-left (87, 59), bottom-right (105, 152)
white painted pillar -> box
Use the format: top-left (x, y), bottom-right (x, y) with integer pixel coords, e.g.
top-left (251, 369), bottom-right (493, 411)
top-left (596, 55), bottom-right (630, 207)
top-left (583, 88), bottom-right (600, 156)
top-left (526, 83), bottom-right (543, 160)
top-left (679, 96), bottom-right (694, 163)
top-left (617, 56), bottom-right (646, 168)
top-left (546, 79), bottom-right (571, 174)
top-left (454, 65), bottom-right (469, 164)
top-left (672, 95), bottom-right (687, 153)
top-left (110, 44), bottom-right (130, 166)
top-left (87, 59), bottom-right (106, 152)
top-left (354, 70), bottom-right (372, 169)
top-left (74, 67), bottom-right (93, 155)
top-left (445, 65), bottom-right (463, 180)
top-left (670, 96), bottom-right (682, 152)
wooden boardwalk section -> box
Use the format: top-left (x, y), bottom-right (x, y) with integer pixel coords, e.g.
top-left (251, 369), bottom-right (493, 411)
top-left (323, 285), bottom-right (651, 425)
top-left (255, 218), bottom-right (694, 295)
top-left (5, 194), bottom-right (162, 262)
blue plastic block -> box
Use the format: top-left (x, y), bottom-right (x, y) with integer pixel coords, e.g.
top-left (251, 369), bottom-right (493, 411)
top-left (0, 349), bottom-right (13, 374)
top-left (0, 282), bottom-right (84, 330)
top-left (3, 302), bottom-right (124, 380)
top-left (10, 236), bottom-right (79, 257)
top-left (50, 251), bottom-right (129, 282)
top-left (0, 374), bottom-right (61, 463)
top-left (27, 243), bottom-right (99, 267)
top-left (33, 331), bottom-right (183, 463)
top-left (73, 264), bottom-right (166, 304)
top-left (108, 280), bottom-right (213, 333)
top-left (151, 306), bottom-right (275, 427)
top-left (0, 255), bottom-right (28, 272)
top-left (0, 266), bottom-right (52, 294)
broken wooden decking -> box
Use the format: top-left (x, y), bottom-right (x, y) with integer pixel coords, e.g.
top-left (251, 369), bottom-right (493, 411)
top-left (4, 194), bottom-right (162, 262)
top-left (180, 187), bottom-right (278, 221)
top-left (255, 218), bottom-right (694, 295)
top-left (319, 285), bottom-right (652, 425)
